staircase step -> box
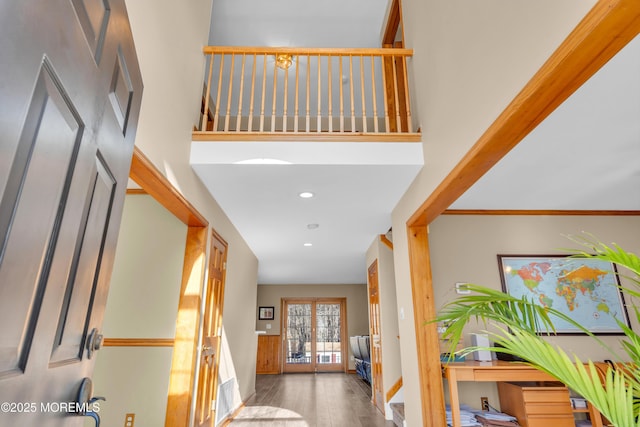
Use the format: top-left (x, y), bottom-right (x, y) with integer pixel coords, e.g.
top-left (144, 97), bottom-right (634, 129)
top-left (390, 402), bottom-right (405, 427)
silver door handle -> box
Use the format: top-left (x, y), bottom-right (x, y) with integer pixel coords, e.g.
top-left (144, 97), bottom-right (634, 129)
top-left (76, 378), bottom-right (106, 427)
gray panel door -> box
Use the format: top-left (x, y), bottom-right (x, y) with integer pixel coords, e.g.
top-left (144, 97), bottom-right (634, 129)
top-left (0, 0), bottom-right (142, 425)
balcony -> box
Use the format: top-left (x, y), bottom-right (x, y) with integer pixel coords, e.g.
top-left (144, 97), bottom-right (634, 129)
top-left (194, 46), bottom-right (420, 142)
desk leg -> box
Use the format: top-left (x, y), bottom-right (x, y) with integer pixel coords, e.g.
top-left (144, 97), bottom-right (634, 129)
top-left (445, 369), bottom-right (461, 427)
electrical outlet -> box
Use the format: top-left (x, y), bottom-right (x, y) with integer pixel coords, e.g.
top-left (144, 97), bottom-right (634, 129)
top-left (124, 413), bottom-right (135, 427)
top-left (480, 397), bottom-right (489, 411)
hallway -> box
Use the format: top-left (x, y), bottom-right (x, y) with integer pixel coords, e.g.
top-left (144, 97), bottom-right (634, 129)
top-left (227, 373), bottom-right (396, 427)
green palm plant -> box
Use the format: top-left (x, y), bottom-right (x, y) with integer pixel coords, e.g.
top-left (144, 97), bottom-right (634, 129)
top-left (435, 235), bottom-right (640, 427)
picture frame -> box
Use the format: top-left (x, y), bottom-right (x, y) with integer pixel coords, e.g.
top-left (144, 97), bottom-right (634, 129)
top-left (497, 254), bottom-right (630, 335)
top-left (258, 306), bottom-right (274, 320)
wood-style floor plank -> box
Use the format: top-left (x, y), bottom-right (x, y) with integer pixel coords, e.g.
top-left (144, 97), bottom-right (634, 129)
top-left (228, 374), bottom-right (396, 427)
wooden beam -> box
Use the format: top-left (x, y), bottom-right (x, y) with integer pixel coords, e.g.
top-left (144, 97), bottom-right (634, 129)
top-left (192, 131), bottom-right (422, 142)
top-left (409, 0), bottom-right (640, 227)
top-left (165, 225), bottom-right (208, 427)
top-left (382, 0), bottom-right (402, 46)
top-left (407, 225), bottom-right (446, 426)
top-left (103, 338), bottom-right (175, 347)
top-left (442, 209), bottom-right (640, 216)
top-left (127, 146), bottom-right (209, 427)
top-left (129, 146), bottom-right (208, 227)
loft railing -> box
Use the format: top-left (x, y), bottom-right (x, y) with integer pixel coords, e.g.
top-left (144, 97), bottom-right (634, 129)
top-left (193, 46), bottom-right (420, 141)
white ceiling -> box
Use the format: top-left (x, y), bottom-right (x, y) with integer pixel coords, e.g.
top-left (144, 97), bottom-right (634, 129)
top-left (194, 1), bottom-right (640, 285)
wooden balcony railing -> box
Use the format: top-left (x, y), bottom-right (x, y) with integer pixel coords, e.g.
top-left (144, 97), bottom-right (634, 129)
top-left (193, 46), bottom-right (420, 142)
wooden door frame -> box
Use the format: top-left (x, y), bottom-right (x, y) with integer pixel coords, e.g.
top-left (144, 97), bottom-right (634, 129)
top-left (128, 146), bottom-right (209, 427)
top-left (405, 2), bottom-right (640, 425)
top-left (281, 297), bottom-right (348, 373)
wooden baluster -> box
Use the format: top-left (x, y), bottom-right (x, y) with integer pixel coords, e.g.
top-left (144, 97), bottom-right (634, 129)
top-left (260, 53), bottom-right (267, 132)
top-left (370, 55), bottom-right (378, 133)
top-left (328, 55), bottom-right (333, 132)
top-left (380, 54), bottom-right (390, 133)
top-left (339, 55), bottom-right (344, 132)
top-left (236, 54), bottom-right (246, 131)
top-left (248, 53), bottom-right (257, 132)
top-left (392, 54), bottom-right (401, 133)
top-left (283, 57), bottom-right (288, 133)
top-left (271, 58), bottom-right (277, 132)
top-left (306, 54), bottom-right (310, 132)
top-left (317, 54), bottom-right (321, 132)
top-left (201, 53), bottom-right (214, 132)
top-left (360, 55), bottom-right (367, 133)
top-left (224, 53), bottom-right (235, 132)
top-left (402, 55), bottom-right (411, 132)
top-left (294, 55), bottom-right (299, 132)
top-left (213, 54), bottom-right (224, 132)
top-left (349, 55), bottom-right (355, 132)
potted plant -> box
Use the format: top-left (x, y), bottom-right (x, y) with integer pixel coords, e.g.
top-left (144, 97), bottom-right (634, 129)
top-left (436, 235), bottom-right (640, 427)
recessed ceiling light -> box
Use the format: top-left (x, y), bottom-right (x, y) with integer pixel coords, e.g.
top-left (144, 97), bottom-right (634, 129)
top-left (307, 223), bottom-right (319, 230)
top-left (299, 191), bottom-right (314, 199)
top-left (303, 243), bottom-right (313, 247)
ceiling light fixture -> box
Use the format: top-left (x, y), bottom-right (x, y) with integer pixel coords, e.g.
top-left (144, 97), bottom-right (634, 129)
top-left (275, 54), bottom-right (293, 70)
top-left (303, 243), bottom-right (313, 247)
top-left (307, 223), bottom-right (319, 230)
top-left (298, 191), bottom-right (314, 199)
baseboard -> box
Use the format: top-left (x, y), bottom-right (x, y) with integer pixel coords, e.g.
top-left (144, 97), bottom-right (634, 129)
top-left (220, 392), bottom-right (255, 426)
top-left (347, 369), bottom-right (357, 374)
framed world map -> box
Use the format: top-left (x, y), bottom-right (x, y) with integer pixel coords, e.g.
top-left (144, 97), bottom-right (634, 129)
top-left (497, 255), bottom-right (630, 335)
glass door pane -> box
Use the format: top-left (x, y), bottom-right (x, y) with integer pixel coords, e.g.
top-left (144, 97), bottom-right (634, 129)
top-left (285, 303), bottom-right (312, 371)
top-left (315, 303), bottom-right (342, 370)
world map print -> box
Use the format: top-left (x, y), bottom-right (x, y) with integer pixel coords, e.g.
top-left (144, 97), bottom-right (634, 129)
top-left (499, 256), bottom-right (627, 333)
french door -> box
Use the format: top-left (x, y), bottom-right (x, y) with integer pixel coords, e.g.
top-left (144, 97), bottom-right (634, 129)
top-left (282, 298), bottom-right (346, 373)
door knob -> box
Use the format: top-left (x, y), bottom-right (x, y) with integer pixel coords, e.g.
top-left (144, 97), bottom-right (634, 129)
top-left (75, 378), bottom-right (106, 427)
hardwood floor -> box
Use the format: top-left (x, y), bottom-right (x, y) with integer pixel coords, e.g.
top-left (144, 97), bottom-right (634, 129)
top-left (227, 373), bottom-right (396, 427)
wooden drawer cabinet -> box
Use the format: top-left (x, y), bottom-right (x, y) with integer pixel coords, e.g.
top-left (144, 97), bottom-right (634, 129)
top-left (498, 382), bottom-right (574, 427)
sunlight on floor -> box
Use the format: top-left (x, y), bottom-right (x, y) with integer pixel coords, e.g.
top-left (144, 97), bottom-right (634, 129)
top-left (232, 406), bottom-right (309, 426)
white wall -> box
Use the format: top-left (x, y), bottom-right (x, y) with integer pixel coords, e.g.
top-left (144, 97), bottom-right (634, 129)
top-left (124, 0), bottom-right (260, 413)
top-left (366, 237), bottom-right (403, 420)
top-left (92, 194), bottom-right (187, 426)
top-left (391, 1), bottom-right (598, 425)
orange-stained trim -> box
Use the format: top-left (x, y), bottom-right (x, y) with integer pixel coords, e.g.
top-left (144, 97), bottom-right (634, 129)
top-left (127, 146), bottom-right (209, 427)
top-left (443, 210), bottom-right (640, 216)
top-left (130, 146), bottom-right (207, 227)
top-left (386, 377), bottom-right (403, 402)
top-left (407, 2), bottom-right (640, 426)
top-left (103, 338), bottom-right (174, 347)
top-left (380, 234), bottom-right (394, 250)
top-left (192, 131), bottom-right (421, 143)
top-left (409, 0), bottom-right (640, 227)
top-left (407, 226), bottom-right (445, 425)
top-left (126, 188), bottom-right (147, 195)
top-left (165, 226), bottom-right (208, 427)
top-left (382, 0), bottom-right (403, 46)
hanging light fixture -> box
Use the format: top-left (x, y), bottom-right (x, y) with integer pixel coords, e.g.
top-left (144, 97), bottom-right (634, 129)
top-left (275, 53), bottom-right (293, 70)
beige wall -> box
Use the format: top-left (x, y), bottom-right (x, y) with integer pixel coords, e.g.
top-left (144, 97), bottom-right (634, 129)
top-left (392, 1), bottom-right (598, 425)
top-left (256, 284), bottom-right (369, 370)
top-left (429, 215), bottom-right (640, 411)
top-left (124, 0), bottom-right (260, 414)
top-left (93, 194), bottom-right (186, 426)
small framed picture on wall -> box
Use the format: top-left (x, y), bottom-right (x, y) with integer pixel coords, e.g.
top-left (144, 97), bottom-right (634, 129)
top-left (258, 306), bottom-right (274, 320)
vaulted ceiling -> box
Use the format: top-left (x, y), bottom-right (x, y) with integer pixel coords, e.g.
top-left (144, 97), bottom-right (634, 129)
top-left (191, 0), bottom-right (640, 284)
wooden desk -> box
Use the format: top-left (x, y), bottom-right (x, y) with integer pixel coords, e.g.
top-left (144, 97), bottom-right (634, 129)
top-left (442, 361), bottom-right (603, 427)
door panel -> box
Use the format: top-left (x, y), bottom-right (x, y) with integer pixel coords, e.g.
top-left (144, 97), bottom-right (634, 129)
top-left (315, 303), bottom-right (343, 370)
top-left (0, 0), bottom-right (142, 425)
top-left (196, 230), bottom-right (228, 427)
top-left (284, 303), bottom-right (312, 371)
top-left (368, 260), bottom-right (385, 414)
